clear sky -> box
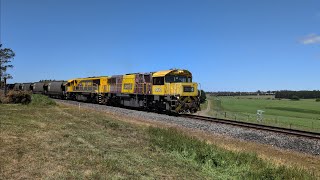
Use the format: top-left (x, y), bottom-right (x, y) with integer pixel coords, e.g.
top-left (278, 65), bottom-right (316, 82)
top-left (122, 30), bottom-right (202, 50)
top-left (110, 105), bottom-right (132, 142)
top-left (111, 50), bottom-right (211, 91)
top-left (1, 0), bottom-right (319, 91)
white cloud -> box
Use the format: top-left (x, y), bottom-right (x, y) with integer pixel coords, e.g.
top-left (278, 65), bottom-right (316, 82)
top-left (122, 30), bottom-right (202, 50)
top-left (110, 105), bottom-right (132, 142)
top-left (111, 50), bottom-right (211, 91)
top-left (300, 34), bottom-right (320, 44)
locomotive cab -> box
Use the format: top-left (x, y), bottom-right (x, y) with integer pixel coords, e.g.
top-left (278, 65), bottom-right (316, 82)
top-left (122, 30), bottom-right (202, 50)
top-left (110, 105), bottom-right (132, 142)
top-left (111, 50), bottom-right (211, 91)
top-left (152, 69), bottom-right (200, 113)
top-left (152, 69), bottom-right (198, 96)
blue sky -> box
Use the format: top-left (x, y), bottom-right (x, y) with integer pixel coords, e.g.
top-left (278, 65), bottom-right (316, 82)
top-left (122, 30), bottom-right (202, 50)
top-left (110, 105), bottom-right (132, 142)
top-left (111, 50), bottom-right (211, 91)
top-left (1, 0), bottom-right (319, 91)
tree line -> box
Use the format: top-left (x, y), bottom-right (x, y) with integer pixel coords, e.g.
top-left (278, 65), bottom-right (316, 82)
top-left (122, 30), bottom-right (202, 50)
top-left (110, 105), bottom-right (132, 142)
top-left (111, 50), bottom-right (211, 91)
top-left (207, 91), bottom-right (275, 96)
top-left (206, 90), bottom-right (320, 99)
top-left (275, 90), bottom-right (320, 99)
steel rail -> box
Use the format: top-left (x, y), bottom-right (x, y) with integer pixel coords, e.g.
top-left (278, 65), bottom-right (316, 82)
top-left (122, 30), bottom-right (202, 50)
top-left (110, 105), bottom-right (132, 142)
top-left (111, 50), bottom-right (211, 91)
top-left (180, 114), bottom-right (320, 140)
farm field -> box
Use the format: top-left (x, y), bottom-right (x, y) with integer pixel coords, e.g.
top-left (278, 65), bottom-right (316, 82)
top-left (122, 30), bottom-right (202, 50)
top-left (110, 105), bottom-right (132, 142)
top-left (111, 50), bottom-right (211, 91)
top-left (205, 95), bottom-right (320, 132)
top-left (0, 95), bottom-right (317, 179)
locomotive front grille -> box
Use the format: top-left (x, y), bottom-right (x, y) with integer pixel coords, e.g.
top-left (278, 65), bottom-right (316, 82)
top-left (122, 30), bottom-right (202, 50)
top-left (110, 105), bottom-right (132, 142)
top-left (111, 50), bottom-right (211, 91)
top-left (183, 86), bottom-right (194, 92)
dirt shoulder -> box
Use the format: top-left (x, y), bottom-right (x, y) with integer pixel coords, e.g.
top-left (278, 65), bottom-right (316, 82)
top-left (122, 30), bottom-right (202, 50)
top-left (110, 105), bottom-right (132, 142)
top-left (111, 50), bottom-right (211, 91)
top-left (197, 100), bottom-right (211, 116)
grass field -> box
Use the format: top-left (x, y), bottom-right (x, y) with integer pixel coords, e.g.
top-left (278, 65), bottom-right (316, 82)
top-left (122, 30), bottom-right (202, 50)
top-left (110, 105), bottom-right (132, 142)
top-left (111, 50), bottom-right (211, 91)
top-left (0, 98), bottom-right (210, 179)
top-left (205, 95), bottom-right (320, 132)
top-left (0, 95), bottom-right (317, 179)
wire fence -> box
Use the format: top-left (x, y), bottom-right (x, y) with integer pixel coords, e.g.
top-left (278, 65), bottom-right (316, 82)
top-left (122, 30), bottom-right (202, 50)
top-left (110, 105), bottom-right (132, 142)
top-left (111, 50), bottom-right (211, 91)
top-left (209, 110), bottom-right (319, 133)
top-left (205, 98), bottom-right (320, 133)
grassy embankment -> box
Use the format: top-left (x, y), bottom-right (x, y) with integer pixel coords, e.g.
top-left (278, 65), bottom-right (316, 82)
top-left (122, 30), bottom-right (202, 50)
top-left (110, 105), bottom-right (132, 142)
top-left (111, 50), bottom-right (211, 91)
top-left (205, 95), bottom-right (320, 132)
top-left (200, 98), bottom-right (208, 111)
top-left (0, 95), bottom-right (317, 179)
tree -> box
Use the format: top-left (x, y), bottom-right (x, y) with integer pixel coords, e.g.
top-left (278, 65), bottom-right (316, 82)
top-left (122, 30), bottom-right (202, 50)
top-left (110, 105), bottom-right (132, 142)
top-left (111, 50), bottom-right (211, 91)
top-left (199, 90), bottom-right (206, 104)
top-left (290, 95), bottom-right (300, 101)
top-left (0, 44), bottom-right (15, 88)
top-left (257, 90), bottom-right (261, 95)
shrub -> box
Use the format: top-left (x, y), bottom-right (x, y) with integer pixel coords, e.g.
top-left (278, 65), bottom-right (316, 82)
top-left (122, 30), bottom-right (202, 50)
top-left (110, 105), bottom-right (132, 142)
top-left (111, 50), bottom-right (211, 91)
top-left (0, 91), bottom-right (8, 103)
top-left (290, 95), bottom-right (300, 101)
top-left (199, 90), bottom-right (207, 104)
top-left (1, 91), bottom-right (32, 104)
top-left (316, 98), bottom-right (320, 102)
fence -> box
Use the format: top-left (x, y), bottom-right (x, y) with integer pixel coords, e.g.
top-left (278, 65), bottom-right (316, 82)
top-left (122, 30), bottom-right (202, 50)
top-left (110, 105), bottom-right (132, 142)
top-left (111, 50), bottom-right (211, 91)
top-left (204, 98), bottom-right (320, 133)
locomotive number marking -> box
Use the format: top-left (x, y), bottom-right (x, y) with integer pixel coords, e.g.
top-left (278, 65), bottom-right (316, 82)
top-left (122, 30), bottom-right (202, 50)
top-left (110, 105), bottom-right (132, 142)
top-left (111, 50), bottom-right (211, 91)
top-left (154, 88), bottom-right (162, 92)
top-left (124, 83), bottom-right (133, 90)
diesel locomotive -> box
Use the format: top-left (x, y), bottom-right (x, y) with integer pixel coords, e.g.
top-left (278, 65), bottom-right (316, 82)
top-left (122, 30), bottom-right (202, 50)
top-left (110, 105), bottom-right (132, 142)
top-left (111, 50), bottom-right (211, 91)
top-left (10, 69), bottom-right (200, 113)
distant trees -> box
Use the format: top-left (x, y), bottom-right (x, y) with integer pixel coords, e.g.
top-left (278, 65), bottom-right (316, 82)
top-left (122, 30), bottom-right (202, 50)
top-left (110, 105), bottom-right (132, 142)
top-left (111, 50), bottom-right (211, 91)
top-left (207, 90), bottom-right (320, 99)
top-left (199, 90), bottom-right (206, 104)
top-left (290, 95), bottom-right (300, 101)
top-left (207, 91), bottom-right (276, 96)
top-left (0, 44), bottom-right (15, 88)
top-left (275, 90), bottom-right (320, 99)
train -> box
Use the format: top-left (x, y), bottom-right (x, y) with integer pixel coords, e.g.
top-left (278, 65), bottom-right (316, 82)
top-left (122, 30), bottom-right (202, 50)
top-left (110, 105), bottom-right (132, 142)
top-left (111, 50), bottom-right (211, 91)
top-left (8, 69), bottom-right (200, 114)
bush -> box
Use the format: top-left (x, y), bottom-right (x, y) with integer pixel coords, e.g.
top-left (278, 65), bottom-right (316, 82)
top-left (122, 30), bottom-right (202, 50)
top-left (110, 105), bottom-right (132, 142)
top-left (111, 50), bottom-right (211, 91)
top-left (316, 98), bottom-right (320, 102)
top-left (0, 91), bottom-right (32, 104)
top-left (290, 95), bottom-right (300, 101)
top-left (0, 91), bottom-right (8, 103)
top-left (30, 94), bottom-right (56, 106)
top-left (199, 90), bottom-right (207, 104)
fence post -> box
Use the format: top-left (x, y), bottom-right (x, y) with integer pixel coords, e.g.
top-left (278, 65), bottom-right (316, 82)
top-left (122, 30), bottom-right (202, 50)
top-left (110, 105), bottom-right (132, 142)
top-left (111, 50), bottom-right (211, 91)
top-left (224, 112), bottom-right (227, 118)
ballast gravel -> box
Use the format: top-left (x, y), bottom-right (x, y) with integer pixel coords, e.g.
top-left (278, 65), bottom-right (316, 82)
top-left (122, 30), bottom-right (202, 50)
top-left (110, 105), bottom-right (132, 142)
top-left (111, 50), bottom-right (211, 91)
top-left (55, 99), bottom-right (320, 156)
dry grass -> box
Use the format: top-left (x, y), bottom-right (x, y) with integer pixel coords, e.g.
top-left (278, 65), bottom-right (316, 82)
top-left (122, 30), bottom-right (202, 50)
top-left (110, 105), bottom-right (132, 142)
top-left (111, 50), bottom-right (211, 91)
top-left (60, 102), bottom-right (320, 177)
top-left (0, 103), bottom-right (213, 179)
top-left (1, 101), bottom-right (319, 179)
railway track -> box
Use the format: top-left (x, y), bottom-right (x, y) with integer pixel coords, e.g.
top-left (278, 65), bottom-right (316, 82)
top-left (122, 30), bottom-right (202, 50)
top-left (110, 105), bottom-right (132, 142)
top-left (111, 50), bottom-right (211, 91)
top-left (180, 114), bottom-right (320, 140)
top-left (57, 98), bottom-right (320, 140)
top-left (56, 99), bottom-right (320, 155)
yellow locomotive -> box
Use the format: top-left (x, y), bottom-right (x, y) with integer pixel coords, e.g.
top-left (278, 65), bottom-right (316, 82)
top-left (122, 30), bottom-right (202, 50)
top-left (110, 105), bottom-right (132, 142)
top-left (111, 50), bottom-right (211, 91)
top-left (150, 69), bottom-right (199, 113)
top-left (65, 76), bottom-right (109, 102)
top-left (64, 69), bottom-right (200, 113)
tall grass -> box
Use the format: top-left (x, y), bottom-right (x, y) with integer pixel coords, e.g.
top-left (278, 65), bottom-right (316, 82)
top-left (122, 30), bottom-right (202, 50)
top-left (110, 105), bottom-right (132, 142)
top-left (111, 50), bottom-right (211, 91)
top-left (148, 127), bottom-right (315, 179)
top-left (29, 94), bottom-right (56, 106)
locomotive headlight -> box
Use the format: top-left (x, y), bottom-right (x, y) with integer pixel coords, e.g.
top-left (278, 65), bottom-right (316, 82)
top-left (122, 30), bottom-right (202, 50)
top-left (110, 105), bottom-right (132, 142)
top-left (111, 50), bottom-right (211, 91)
top-left (177, 96), bottom-right (180, 99)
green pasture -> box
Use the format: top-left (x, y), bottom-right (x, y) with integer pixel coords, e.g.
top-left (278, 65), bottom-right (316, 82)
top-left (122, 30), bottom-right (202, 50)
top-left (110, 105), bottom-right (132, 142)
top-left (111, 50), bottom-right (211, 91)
top-left (206, 95), bottom-right (320, 132)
